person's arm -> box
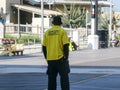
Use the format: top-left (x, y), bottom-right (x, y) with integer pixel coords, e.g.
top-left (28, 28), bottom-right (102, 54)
top-left (63, 43), bottom-right (69, 60)
top-left (42, 46), bottom-right (47, 59)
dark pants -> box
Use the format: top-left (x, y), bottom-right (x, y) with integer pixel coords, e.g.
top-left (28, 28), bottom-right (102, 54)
top-left (114, 39), bottom-right (119, 46)
top-left (72, 42), bottom-right (78, 50)
top-left (47, 58), bottom-right (70, 90)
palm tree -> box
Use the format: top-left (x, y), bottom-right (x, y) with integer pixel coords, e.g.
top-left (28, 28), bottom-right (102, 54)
top-left (57, 4), bottom-right (86, 28)
top-left (99, 13), bottom-right (109, 30)
top-left (99, 11), bottom-right (120, 30)
top-left (112, 12), bottom-right (120, 31)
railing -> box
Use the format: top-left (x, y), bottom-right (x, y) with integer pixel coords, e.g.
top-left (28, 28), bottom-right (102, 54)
top-left (5, 24), bottom-right (90, 50)
top-left (65, 28), bottom-right (91, 49)
top-left (5, 24), bottom-right (39, 34)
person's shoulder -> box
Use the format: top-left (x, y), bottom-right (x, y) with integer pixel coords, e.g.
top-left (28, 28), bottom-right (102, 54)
top-left (45, 27), bottom-right (52, 32)
top-left (59, 27), bottom-right (66, 31)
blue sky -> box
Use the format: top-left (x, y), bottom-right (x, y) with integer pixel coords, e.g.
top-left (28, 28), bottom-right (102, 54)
top-left (110, 0), bottom-right (120, 11)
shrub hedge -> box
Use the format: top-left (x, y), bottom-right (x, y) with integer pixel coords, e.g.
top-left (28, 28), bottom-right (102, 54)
top-left (5, 34), bottom-right (41, 44)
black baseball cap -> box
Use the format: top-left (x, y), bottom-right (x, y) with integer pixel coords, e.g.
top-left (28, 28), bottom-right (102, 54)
top-left (52, 16), bottom-right (62, 25)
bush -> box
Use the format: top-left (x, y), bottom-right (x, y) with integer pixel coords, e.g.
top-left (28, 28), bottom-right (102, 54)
top-left (5, 34), bottom-right (41, 44)
top-left (17, 39), bottom-right (25, 44)
top-left (5, 34), bottom-right (17, 39)
top-left (20, 35), bottom-right (41, 44)
top-left (117, 35), bottom-right (120, 40)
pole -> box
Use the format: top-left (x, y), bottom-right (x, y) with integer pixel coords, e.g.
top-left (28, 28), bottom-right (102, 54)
top-left (18, 8), bottom-right (20, 38)
top-left (41, 0), bottom-right (44, 42)
top-left (86, 10), bottom-right (88, 36)
top-left (0, 8), bottom-right (5, 38)
top-left (0, 8), bottom-right (5, 44)
top-left (91, 1), bottom-right (96, 35)
top-left (88, 0), bottom-right (99, 50)
top-left (91, 0), bottom-right (98, 35)
top-left (109, 0), bottom-right (112, 43)
top-left (95, 0), bottom-right (98, 33)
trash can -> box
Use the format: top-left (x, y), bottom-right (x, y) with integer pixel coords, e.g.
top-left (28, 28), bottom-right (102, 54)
top-left (97, 30), bottom-right (108, 48)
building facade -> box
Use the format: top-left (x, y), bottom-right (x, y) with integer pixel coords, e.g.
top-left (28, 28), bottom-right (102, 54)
top-left (0, 0), bottom-right (111, 38)
top-left (0, 0), bottom-right (111, 25)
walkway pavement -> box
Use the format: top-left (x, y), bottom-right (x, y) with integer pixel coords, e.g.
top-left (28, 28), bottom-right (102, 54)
top-left (0, 47), bottom-right (120, 90)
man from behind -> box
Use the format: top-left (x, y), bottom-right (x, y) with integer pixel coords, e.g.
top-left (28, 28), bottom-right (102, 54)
top-left (42, 16), bottom-right (70, 90)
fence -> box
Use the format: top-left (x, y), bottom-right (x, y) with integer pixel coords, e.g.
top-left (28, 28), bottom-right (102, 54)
top-left (65, 28), bottom-right (91, 49)
top-left (5, 24), bottom-right (90, 50)
top-left (5, 24), bottom-right (41, 36)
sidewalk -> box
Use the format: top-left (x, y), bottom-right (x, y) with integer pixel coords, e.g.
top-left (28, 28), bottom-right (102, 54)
top-left (0, 47), bottom-right (120, 90)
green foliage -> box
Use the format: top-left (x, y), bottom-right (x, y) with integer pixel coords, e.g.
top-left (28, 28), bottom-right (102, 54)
top-left (98, 14), bottom-right (109, 30)
top-left (17, 39), bottom-right (25, 44)
top-left (5, 34), bottom-right (17, 39)
top-left (57, 4), bottom-right (86, 28)
top-left (18, 35), bottom-right (41, 44)
top-left (116, 35), bottom-right (120, 40)
top-left (5, 34), bottom-right (41, 44)
top-left (99, 11), bottom-right (120, 30)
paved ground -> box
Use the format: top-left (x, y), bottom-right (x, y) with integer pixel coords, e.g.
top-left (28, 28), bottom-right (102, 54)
top-left (0, 47), bottom-right (120, 90)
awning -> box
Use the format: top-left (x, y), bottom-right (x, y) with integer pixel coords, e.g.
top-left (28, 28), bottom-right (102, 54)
top-left (26, 0), bottom-right (111, 7)
top-left (12, 4), bottom-right (62, 16)
top-left (53, 1), bottom-right (111, 7)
